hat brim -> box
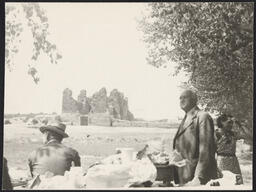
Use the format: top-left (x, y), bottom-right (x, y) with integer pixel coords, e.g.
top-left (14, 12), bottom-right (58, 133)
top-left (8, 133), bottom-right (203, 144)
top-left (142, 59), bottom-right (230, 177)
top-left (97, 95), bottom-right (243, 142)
top-left (40, 126), bottom-right (69, 138)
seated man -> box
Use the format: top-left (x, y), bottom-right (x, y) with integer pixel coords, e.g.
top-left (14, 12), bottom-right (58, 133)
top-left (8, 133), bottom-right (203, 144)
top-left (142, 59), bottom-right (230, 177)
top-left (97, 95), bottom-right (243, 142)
top-left (28, 122), bottom-right (81, 177)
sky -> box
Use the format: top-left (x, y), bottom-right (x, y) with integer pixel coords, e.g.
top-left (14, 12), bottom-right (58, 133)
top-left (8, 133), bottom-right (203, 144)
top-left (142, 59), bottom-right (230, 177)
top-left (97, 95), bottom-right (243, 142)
top-left (5, 3), bottom-right (188, 120)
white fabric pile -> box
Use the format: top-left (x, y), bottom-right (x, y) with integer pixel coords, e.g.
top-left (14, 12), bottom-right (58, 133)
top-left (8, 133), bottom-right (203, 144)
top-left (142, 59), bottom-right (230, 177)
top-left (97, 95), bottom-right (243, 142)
top-left (84, 154), bottom-right (157, 188)
top-left (28, 168), bottom-right (85, 189)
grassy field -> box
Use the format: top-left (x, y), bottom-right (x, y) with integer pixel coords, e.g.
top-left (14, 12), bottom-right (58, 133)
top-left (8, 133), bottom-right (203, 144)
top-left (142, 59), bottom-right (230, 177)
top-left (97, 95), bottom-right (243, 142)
top-left (3, 124), bottom-right (252, 186)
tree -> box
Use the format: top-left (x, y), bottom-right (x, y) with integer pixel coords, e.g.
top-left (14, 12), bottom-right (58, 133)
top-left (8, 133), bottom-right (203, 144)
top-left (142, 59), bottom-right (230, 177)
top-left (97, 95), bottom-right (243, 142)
top-left (6, 3), bottom-right (62, 83)
top-left (140, 2), bottom-right (253, 144)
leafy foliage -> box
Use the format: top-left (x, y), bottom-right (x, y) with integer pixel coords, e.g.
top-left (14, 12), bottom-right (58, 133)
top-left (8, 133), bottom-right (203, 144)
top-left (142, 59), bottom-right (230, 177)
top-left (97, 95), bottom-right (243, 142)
top-left (140, 2), bottom-right (253, 143)
top-left (6, 3), bottom-right (62, 83)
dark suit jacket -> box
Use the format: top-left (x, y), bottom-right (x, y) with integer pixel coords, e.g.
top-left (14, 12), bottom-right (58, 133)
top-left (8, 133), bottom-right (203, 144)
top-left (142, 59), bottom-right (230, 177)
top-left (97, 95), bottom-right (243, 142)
top-left (28, 140), bottom-right (81, 177)
top-left (2, 157), bottom-right (13, 190)
top-left (173, 106), bottom-right (217, 185)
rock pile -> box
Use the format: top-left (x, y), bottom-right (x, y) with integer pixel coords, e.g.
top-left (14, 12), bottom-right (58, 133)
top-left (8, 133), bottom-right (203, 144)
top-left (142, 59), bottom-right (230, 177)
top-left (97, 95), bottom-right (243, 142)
top-left (77, 90), bottom-right (91, 114)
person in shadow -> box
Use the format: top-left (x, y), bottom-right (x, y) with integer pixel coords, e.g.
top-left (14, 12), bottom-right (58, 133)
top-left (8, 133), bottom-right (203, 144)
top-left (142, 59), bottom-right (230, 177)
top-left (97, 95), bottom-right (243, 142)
top-left (2, 157), bottom-right (13, 190)
top-left (215, 114), bottom-right (244, 184)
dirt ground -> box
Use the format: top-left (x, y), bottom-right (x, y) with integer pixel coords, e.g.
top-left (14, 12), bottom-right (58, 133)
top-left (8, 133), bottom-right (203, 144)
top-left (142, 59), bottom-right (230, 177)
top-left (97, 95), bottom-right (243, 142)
top-left (3, 124), bottom-right (252, 187)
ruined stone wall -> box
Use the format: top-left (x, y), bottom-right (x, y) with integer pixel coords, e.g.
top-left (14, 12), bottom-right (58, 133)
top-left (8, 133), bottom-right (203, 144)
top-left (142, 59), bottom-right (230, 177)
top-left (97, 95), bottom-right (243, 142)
top-left (77, 90), bottom-right (91, 114)
top-left (61, 87), bottom-right (134, 122)
top-left (62, 88), bottom-right (78, 113)
top-left (90, 88), bottom-right (108, 113)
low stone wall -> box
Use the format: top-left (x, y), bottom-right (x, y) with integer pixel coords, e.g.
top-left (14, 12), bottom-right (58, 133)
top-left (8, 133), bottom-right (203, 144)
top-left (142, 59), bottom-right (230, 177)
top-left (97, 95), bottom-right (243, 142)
top-left (88, 113), bottom-right (112, 126)
top-left (112, 119), bottom-right (178, 128)
top-left (61, 113), bottom-right (111, 126)
top-left (60, 113), bottom-right (80, 125)
top-left (112, 119), bottom-right (132, 127)
top-left (60, 113), bottom-right (178, 128)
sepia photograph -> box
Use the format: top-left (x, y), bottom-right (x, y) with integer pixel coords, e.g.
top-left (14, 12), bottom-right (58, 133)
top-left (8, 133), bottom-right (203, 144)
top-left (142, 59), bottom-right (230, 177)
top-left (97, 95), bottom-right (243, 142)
top-left (2, 2), bottom-right (253, 190)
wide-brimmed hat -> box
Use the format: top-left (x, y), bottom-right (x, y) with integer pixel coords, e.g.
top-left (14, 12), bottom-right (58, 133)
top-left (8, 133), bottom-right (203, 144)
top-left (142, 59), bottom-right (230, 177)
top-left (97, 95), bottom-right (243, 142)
top-left (39, 122), bottom-right (69, 138)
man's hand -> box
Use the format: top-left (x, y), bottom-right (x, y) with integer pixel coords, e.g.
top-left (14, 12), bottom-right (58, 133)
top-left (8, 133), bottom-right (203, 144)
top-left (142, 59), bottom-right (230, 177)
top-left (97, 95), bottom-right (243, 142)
top-left (170, 159), bottom-right (187, 167)
top-left (169, 150), bottom-right (183, 163)
top-left (185, 177), bottom-right (201, 186)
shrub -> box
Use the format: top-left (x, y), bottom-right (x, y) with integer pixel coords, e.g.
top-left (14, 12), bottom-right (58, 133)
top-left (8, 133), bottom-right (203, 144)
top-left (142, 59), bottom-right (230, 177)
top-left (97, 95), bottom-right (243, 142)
top-left (32, 119), bottom-right (39, 125)
top-left (4, 119), bottom-right (11, 124)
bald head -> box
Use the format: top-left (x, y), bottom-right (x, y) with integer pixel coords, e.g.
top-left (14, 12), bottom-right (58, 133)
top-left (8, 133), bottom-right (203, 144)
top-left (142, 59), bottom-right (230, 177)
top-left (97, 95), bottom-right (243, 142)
top-left (179, 90), bottom-right (198, 112)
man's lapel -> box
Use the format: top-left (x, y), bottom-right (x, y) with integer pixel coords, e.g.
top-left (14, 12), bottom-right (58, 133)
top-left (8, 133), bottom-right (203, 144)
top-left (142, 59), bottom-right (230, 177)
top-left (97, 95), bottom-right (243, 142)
top-left (175, 116), bottom-right (186, 137)
top-left (173, 115), bottom-right (186, 149)
top-left (175, 107), bottom-right (199, 139)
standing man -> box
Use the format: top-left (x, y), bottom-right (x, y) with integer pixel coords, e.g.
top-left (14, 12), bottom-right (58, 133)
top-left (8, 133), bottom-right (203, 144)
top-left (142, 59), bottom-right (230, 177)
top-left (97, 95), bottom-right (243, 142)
top-left (28, 122), bottom-right (81, 177)
top-left (173, 90), bottom-right (217, 185)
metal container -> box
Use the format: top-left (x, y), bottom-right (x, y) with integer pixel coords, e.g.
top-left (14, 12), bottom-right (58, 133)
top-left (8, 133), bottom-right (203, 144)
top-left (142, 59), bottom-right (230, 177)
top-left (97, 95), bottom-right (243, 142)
top-left (154, 164), bottom-right (174, 182)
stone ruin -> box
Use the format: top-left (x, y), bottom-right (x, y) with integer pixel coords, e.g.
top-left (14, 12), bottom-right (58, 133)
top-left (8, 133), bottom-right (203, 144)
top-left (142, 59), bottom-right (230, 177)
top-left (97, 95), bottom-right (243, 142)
top-left (62, 87), bottom-right (134, 122)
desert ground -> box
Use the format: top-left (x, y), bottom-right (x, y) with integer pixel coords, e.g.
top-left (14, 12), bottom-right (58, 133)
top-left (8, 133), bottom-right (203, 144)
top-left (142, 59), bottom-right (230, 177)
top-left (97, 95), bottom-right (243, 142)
top-left (3, 124), bottom-right (253, 188)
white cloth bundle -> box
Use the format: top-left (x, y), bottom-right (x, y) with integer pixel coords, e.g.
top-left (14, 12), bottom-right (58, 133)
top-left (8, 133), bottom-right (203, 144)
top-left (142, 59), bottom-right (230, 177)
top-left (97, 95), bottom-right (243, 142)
top-left (28, 168), bottom-right (85, 189)
top-left (127, 157), bottom-right (157, 186)
top-left (84, 154), bottom-right (157, 188)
